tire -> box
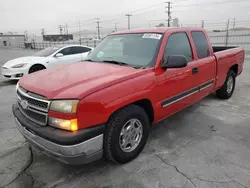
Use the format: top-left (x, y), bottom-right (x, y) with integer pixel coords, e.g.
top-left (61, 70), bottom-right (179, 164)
top-left (216, 70), bottom-right (236, 99)
top-left (104, 104), bottom-right (150, 164)
top-left (29, 65), bottom-right (46, 74)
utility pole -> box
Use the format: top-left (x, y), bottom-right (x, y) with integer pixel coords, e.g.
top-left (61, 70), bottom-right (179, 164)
top-left (41, 29), bottom-right (45, 36)
top-left (96, 18), bottom-right (101, 39)
top-left (24, 30), bottom-right (28, 41)
top-left (58, 25), bottom-right (64, 35)
top-left (114, 22), bottom-right (117, 32)
top-left (233, 18), bottom-right (236, 29)
top-left (79, 21), bottom-right (81, 44)
top-left (225, 19), bottom-right (230, 46)
top-left (165, 2), bottom-right (172, 27)
top-left (125, 14), bottom-right (132, 29)
top-left (65, 24), bottom-right (68, 35)
top-left (201, 20), bottom-right (204, 28)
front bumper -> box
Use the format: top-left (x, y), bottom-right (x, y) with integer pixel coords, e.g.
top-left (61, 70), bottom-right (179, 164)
top-left (13, 104), bottom-right (104, 165)
top-left (1, 66), bottom-right (28, 80)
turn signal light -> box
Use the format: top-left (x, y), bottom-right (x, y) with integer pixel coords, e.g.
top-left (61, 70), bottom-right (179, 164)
top-left (48, 117), bottom-right (78, 132)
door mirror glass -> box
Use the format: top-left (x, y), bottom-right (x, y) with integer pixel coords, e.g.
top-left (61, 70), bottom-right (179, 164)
top-left (161, 55), bottom-right (187, 69)
top-left (55, 53), bottom-right (63, 58)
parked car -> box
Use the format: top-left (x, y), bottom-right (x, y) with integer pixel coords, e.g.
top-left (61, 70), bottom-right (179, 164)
top-left (13, 28), bottom-right (244, 165)
top-left (1, 44), bottom-right (93, 80)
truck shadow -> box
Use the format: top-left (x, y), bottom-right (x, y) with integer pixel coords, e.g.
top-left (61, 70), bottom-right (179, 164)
top-left (30, 94), bottom-right (222, 187)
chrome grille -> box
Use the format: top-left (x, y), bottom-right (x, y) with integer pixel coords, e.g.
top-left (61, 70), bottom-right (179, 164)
top-left (17, 87), bottom-right (50, 126)
top-left (17, 89), bottom-right (49, 111)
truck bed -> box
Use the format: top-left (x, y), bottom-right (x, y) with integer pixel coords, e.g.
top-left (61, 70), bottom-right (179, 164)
top-left (212, 46), bottom-right (238, 53)
top-left (213, 46), bottom-right (244, 91)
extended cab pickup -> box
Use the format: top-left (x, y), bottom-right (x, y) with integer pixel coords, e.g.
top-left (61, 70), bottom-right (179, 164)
top-left (12, 28), bottom-right (244, 165)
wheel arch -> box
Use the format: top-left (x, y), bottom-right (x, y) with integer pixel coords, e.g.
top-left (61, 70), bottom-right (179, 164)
top-left (28, 64), bottom-right (46, 73)
top-left (229, 64), bottom-right (238, 75)
top-left (108, 98), bottom-right (155, 124)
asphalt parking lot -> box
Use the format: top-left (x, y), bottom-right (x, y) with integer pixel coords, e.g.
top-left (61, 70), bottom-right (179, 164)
top-left (0, 48), bottom-right (250, 188)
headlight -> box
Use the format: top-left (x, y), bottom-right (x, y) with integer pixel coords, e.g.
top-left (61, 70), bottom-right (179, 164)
top-left (48, 117), bottom-right (78, 131)
top-left (16, 81), bottom-right (19, 91)
top-left (11, 63), bottom-right (28, 68)
top-left (50, 100), bottom-right (79, 113)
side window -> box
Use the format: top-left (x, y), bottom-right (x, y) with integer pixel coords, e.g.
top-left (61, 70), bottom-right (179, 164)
top-left (191, 31), bottom-right (210, 58)
top-left (71, 47), bottom-right (92, 54)
top-left (58, 47), bottom-right (73, 56)
top-left (79, 47), bottom-right (92, 53)
top-left (164, 32), bottom-right (193, 62)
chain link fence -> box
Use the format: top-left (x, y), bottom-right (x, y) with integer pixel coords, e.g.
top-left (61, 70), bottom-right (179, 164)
top-left (208, 30), bottom-right (250, 59)
top-left (18, 39), bottom-right (102, 49)
top-left (17, 29), bottom-right (250, 59)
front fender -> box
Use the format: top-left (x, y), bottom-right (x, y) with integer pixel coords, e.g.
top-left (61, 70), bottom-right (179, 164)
top-left (77, 71), bottom-right (156, 129)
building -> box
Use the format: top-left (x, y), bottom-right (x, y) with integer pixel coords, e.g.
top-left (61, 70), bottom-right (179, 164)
top-left (43, 34), bottom-right (73, 42)
top-left (0, 34), bottom-right (25, 48)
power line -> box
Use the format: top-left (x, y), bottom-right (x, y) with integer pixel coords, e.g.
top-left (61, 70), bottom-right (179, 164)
top-left (100, 2), bottom-right (166, 24)
top-left (174, 0), bottom-right (249, 7)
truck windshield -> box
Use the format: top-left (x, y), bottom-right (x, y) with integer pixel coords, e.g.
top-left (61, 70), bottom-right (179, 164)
top-left (87, 33), bottom-right (163, 67)
top-left (33, 47), bottom-right (59, 57)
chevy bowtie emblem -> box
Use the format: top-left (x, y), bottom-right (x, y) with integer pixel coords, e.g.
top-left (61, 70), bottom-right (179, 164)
top-left (20, 100), bottom-right (29, 109)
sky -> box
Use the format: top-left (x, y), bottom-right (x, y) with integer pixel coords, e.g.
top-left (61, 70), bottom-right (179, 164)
top-left (1, 0), bottom-right (250, 37)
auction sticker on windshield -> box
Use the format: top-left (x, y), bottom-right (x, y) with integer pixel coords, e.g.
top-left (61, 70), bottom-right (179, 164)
top-left (142, 33), bottom-right (162, 40)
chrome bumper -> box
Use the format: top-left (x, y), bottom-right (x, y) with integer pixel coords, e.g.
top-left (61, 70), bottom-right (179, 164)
top-left (15, 118), bottom-right (103, 165)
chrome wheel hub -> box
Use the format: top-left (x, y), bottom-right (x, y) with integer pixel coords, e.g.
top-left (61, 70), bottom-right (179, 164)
top-left (227, 76), bottom-right (234, 93)
top-left (119, 118), bottom-right (143, 152)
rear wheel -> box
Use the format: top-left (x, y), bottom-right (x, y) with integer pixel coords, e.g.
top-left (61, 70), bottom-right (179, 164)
top-left (104, 104), bottom-right (150, 164)
top-left (29, 64), bottom-right (46, 74)
top-left (216, 70), bottom-right (236, 99)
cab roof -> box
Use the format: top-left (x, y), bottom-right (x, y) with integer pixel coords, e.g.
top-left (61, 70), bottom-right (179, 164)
top-left (110, 27), bottom-right (205, 35)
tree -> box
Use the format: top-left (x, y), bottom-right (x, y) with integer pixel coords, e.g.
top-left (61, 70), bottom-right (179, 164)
top-left (156, 23), bottom-right (165, 27)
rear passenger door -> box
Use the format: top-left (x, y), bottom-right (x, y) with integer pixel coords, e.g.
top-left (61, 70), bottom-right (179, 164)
top-left (77, 46), bottom-right (92, 60)
top-left (191, 31), bottom-right (216, 97)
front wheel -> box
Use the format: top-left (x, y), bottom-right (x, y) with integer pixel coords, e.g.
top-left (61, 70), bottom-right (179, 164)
top-left (216, 70), bottom-right (236, 99)
top-left (29, 64), bottom-right (46, 74)
top-left (104, 104), bottom-right (150, 164)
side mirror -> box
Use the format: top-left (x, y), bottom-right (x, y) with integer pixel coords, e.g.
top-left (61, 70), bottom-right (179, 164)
top-left (161, 55), bottom-right (187, 69)
top-left (87, 51), bottom-right (92, 55)
top-left (55, 53), bottom-right (63, 58)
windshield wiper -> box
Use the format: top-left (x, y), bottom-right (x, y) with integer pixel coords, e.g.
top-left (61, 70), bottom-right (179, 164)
top-left (101, 60), bottom-right (129, 66)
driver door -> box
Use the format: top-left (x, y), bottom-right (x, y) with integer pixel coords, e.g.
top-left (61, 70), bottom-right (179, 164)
top-left (157, 32), bottom-right (200, 119)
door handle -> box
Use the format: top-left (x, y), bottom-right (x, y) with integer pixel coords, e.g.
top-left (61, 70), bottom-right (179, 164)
top-left (192, 67), bottom-right (198, 74)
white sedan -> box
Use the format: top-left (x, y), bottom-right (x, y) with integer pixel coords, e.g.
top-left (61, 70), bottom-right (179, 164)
top-left (1, 44), bottom-right (93, 80)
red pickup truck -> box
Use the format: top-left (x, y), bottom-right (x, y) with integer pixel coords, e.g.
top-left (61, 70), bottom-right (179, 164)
top-left (13, 28), bottom-right (244, 165)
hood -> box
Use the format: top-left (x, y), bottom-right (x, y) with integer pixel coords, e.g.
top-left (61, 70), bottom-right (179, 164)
top-left (19, 62), bottom-right (147, 99)
top-left (3, 56), bottom-right (47, 68)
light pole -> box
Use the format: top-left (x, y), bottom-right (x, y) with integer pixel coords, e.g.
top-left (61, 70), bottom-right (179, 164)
top-left (125, 14), bottom-right (132, 29)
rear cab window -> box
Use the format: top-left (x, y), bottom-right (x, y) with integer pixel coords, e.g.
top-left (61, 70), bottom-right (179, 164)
top-left (191, 31), bottom-right (210, 58)
top-left (164, 32), bottom-right (194, 63)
